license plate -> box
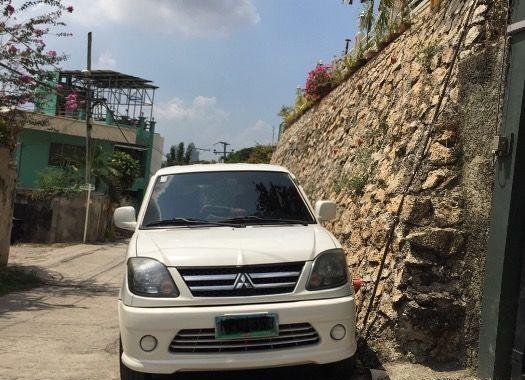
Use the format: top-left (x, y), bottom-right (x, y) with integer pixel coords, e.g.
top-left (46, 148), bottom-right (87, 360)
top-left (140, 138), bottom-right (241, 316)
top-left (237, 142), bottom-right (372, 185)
top-left (215, 313), bottom-right (279, 341)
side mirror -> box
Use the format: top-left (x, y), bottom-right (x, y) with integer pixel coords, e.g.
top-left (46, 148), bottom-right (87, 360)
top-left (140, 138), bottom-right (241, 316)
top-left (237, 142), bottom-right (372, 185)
top-left (315, 200), bottom-right (337, 222)
top-left (114, 206), bottom-right (137, 231)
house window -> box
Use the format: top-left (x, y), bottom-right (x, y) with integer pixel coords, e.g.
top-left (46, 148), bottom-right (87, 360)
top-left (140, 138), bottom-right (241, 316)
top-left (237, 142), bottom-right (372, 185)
top-left (48, 142), bottom-right (86, 167)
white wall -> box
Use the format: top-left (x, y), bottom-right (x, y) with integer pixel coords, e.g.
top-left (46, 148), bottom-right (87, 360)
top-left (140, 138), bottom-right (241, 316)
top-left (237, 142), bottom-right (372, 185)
top-left (150, 133), bottom-right (165, 175)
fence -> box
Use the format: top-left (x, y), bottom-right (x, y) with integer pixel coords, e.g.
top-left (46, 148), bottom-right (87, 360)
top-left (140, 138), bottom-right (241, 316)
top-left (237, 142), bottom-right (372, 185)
top-left (12, 190), bottom-right (111, 243)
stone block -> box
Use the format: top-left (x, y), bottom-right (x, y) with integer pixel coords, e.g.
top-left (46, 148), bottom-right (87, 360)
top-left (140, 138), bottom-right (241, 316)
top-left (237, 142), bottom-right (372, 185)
top-left (400, 196), bottom-right (432, 226)
top-left (406, 227), bottom-right (465, 257)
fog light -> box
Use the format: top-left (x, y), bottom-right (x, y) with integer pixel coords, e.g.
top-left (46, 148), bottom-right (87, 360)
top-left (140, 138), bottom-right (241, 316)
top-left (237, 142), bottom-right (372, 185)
top-left (140, 335), bottom-right (157, 352)
top-left (330, 324), bottom-right (346, 340)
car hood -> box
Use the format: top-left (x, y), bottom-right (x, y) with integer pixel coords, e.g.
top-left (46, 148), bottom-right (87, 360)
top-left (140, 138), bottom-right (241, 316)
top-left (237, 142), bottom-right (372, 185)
top-left (134, 225), bottom-right (337, 267)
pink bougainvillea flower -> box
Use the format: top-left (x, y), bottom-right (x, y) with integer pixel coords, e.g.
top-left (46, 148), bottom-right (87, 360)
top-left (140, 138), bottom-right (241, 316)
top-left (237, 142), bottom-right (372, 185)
top-left (56, 83), bottom-right (64, 91)
top-left (304, 63), bottom-right (333, 102)
top-left (66, 5), bottom-right (74, 13)
top-left (34, 29), bottom-right (44, 37)
top-left (47, 50), bottom-right (57, 58)
top-left (65, 92), bottom-right (78, 111)
top-left (5, 4), bottom-right (15, 15)
top-left (7, 45), bottom-right (17, 54)
top-left (20, 74), bottom-right (33, 83)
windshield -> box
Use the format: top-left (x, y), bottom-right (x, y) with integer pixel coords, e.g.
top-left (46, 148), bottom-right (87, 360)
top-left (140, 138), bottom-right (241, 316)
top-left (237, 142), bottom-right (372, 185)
top-left (141, 171), bottom-right (316, 228)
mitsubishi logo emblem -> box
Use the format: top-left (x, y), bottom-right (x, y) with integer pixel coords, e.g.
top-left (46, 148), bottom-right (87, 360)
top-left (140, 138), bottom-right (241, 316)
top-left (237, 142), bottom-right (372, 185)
top-left (234, 273), bottom-right (254, 289)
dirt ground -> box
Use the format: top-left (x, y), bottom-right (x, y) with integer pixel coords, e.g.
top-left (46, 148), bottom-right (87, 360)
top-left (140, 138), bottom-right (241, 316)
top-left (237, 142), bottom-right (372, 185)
top-left (0, 243), bottom-right (477, 380)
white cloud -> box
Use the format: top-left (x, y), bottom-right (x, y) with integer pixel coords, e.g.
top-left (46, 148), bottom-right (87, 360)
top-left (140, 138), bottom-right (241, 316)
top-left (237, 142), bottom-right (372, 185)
top-left (155, 96), bottom-right (229, 158)
top-left (96, 51), bottom-right (117, 69)
top-left (155, 97), bottom-right (273, 160)
top-left (156, 96), bottom-right (229, 123)
top-left (237, 119), bottom-right (273, 147)
top-left (68, 0), bottom-right (260, 37)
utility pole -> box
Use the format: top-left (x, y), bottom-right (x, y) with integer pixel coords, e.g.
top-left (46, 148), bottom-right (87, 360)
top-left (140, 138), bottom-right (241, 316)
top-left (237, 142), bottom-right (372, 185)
top-left (82, 32), bottom-right (93, 244)
top-left (213, 141), bottom-right (233, 162)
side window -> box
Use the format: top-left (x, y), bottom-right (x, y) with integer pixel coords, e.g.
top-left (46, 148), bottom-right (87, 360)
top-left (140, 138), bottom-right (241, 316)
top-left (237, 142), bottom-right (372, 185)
top-left (48, 143), bottom-right (63, 166)
top-left (48, 143), bottom-right (85, 167)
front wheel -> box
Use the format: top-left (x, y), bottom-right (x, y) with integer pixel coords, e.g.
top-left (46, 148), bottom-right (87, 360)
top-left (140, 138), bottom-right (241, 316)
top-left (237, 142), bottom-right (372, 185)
top-left (119, 338), bottom-right (152, 380)
top-left (323, 357), bottom-right (356, 380)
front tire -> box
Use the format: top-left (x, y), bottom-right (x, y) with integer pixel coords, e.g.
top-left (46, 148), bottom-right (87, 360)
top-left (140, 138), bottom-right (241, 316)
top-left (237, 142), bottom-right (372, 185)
top-left (119, 338), bottom-right (152, 380)
top-left (324, 357), bottom-right (356, 380)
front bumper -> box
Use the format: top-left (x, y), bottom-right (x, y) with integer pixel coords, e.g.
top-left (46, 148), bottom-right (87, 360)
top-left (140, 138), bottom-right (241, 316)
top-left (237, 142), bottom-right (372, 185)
top-left (119, 296), bottom-right (357, 374)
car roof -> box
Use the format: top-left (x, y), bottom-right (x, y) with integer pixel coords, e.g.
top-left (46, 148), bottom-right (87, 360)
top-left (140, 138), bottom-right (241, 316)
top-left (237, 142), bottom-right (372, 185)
top-left (155, 163), bottom-right (291, 176)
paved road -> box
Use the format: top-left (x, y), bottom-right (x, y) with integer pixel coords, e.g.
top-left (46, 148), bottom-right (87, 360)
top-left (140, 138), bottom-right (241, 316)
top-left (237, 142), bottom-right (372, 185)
top-left (0, 243), bottom-right (473, 380)
top-left (1, 243), bottom-right (366, 380)
top-left (0, 243), bottom-right (124, 380)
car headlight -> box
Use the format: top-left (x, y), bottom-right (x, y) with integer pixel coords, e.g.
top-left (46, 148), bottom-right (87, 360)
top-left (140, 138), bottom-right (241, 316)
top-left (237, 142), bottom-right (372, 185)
top-left (127, 257), bottom-right (179, 297)
top-left (306, 249), bottom-right (349, 291)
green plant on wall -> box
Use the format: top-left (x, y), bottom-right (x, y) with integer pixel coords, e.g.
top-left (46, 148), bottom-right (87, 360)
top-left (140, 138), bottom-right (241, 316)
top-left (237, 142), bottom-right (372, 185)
top-left (278, 0), bottom-right (414, 129)
top-left (32, 166), bottom-right (83, 200)
top-left (419, 44), bottom-right (441, 73)
top-left (333, 173), bottom-right (368, 196)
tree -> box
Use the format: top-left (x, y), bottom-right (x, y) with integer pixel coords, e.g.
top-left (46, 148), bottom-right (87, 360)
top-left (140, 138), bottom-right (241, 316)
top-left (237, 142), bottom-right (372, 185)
top-left (109, 151), bottom-right (140, 196)
top-left (164, 142), bottom-right (195, 166)
top-left (0, 1), bottom-right (72, 267)
top-left (224, 145), bottom-right (275, 164)
top-left (175, 142), bottom-right (184, 164)
top-left (33, 147), bottom-right (140, 202)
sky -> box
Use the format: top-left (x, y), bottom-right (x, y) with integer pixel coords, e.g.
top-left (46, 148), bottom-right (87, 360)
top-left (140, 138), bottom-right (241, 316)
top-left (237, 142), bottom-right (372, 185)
top-left (52, 0), bottom-right (362, 160)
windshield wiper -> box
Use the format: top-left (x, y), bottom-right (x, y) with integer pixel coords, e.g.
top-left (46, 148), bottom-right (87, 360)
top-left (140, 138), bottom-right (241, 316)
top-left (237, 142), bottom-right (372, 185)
top-left (220, 216), bottom-right (309, 226)
top-left (146, 218), bottom-right (242, 228)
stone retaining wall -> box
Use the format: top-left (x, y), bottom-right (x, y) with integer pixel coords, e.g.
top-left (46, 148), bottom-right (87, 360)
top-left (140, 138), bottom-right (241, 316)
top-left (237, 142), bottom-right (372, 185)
top-left (272, 0), bottom-right (506, 366)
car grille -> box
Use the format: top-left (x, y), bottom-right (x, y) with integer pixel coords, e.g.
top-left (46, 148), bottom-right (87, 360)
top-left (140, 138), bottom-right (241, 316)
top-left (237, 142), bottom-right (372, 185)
top-left (169, 323), bottom-right (319, 353)
top-left (178, 262), bottom-right (305, 297)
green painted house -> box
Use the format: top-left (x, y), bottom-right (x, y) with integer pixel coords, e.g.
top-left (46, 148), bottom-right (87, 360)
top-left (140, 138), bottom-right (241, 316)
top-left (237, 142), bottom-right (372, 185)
top-left (15, 70), bottom-right (165, 202)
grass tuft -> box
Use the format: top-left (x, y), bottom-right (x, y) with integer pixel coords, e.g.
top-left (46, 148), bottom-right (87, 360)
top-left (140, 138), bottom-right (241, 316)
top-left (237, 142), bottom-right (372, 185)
top-left (0, 266), bottom-right (44, 297)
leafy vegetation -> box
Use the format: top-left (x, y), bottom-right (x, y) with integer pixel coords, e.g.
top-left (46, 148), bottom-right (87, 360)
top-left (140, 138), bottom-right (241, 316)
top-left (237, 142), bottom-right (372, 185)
top-left (333, 174), bottom-right (368, 196)
top-left (164, 142), bottom-right (196, 166)
top-left (0, 266), bottom-right (44, 297)
top-left (278, 0), bottom-right (412, 129)
top-left (0, 0), bottom-right (73, 149)
top-left (33, 166), bottom-right (84, 200)
top-left (109, 151), bottom-right (140, 192)
top-left (224, 145), bottom-right (276, 164)
top-left (419, 44), bottom-right (441, 73)
top-left (33, 147), bottom-right (140, 201)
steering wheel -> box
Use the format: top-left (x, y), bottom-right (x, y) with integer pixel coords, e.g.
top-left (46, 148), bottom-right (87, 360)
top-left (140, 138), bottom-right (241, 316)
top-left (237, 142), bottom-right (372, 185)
top-left (199, 204), bottom-right (232, 218)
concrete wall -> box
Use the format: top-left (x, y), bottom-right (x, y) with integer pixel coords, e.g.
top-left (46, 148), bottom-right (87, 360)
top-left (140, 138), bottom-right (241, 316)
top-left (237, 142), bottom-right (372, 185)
top-left (272, 0), bottom-right (506, 366)
top-left (151, 133), bottom-right (165, 176)
top-left (13, 191), bottom-right (110, 243)
top-left (25, 113), bottom-right (137, 144)
top-left (16, 128), bottom-right (114, 189)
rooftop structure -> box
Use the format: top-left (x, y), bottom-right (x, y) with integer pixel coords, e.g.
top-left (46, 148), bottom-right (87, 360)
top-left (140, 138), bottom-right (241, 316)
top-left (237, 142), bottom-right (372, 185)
top-left (38, 70), bottom-right (157, 128)
top-left (18, 70), bottom-right (164, 202)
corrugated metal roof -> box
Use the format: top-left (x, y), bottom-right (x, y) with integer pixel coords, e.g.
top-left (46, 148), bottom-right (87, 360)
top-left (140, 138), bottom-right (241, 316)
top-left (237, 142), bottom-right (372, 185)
top-left (59, 70), bottom-right (158, 89)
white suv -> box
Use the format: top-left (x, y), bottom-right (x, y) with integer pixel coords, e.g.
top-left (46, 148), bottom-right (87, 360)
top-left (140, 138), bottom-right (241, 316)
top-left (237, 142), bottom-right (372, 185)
top-left (114, 164), bottom-right (357, 380)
